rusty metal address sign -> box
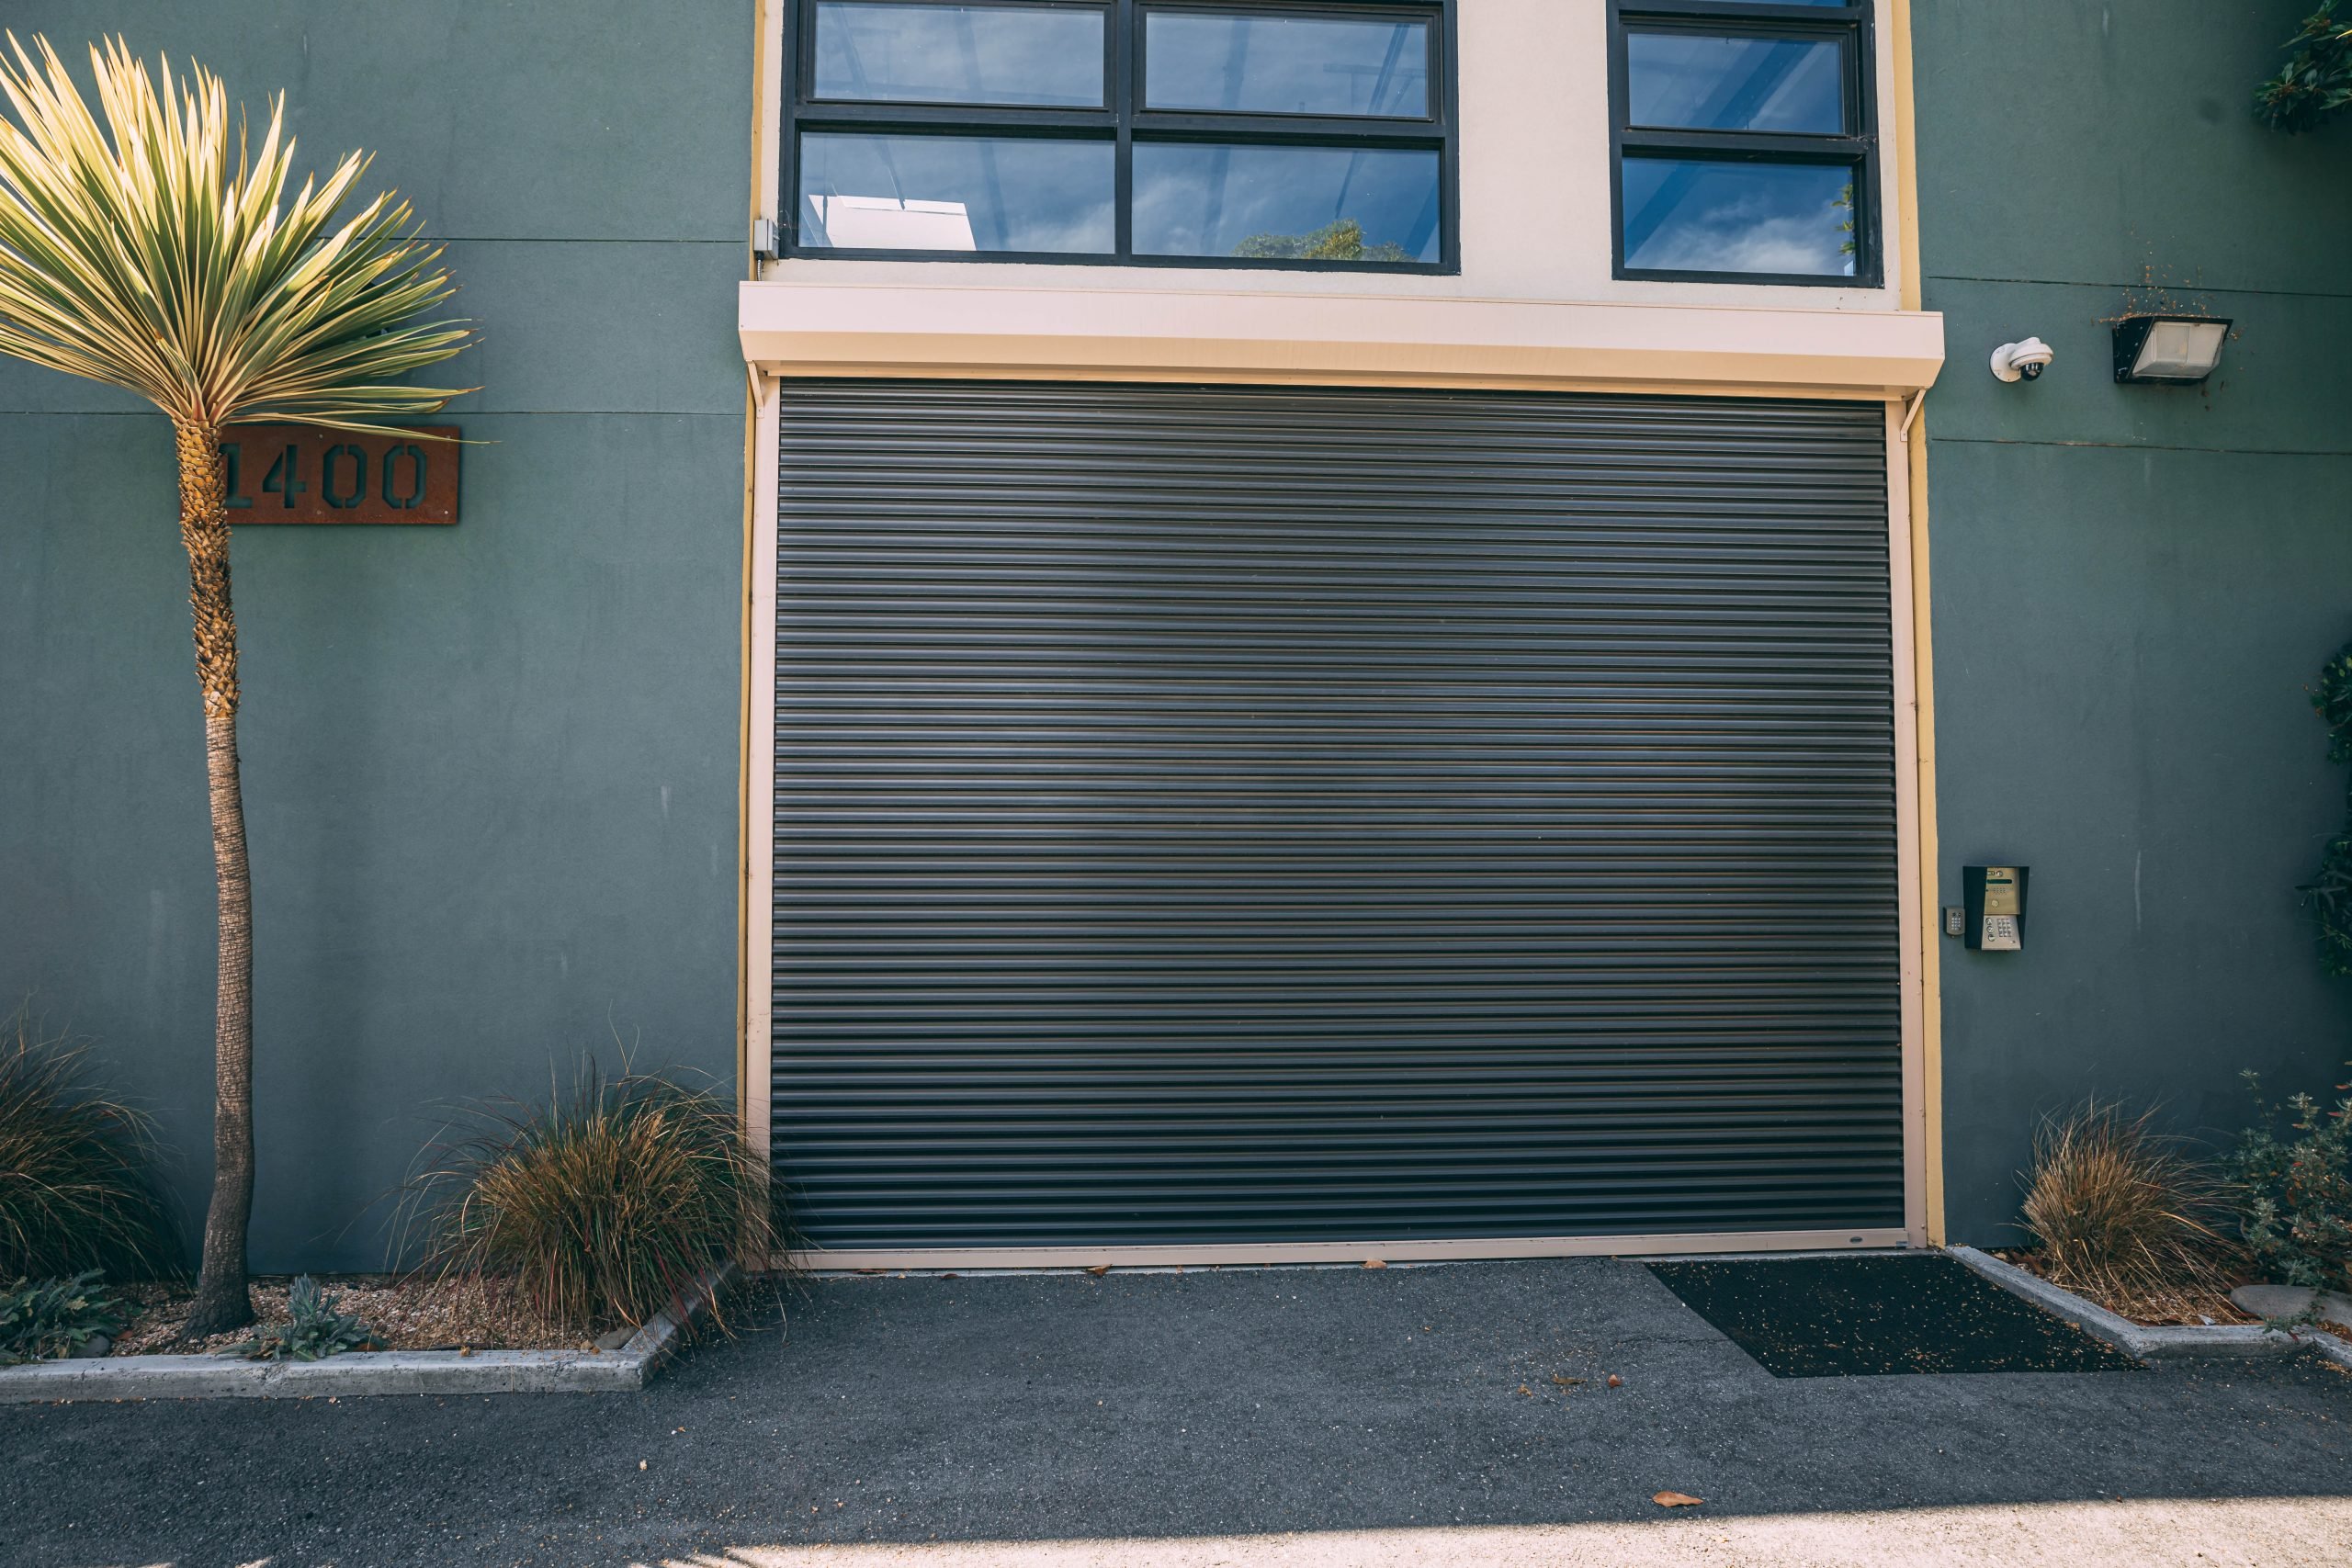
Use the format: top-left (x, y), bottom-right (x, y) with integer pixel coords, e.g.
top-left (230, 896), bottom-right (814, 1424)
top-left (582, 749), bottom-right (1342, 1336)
top-left (221, 423), bottom-right (459, 525)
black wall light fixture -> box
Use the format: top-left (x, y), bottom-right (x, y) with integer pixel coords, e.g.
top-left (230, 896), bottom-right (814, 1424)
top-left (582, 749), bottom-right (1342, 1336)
top-left (2113, 314), bottom-right (2232, 385)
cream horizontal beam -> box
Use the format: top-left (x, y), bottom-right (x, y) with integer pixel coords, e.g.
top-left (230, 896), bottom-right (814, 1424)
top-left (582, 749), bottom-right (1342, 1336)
top-left (782, 1229), bottom-right (1913, 1273)
top-left (741, 280), bottom-right (1945, 399)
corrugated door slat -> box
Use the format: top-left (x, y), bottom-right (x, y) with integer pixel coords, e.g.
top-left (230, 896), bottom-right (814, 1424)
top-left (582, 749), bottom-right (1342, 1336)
top-left (773, 380), bottom-right (1902, 1249)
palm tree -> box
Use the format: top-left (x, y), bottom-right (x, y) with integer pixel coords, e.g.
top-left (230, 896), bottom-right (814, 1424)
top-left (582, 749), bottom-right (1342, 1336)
top-left (0, 36), bottom-right (472, 1334)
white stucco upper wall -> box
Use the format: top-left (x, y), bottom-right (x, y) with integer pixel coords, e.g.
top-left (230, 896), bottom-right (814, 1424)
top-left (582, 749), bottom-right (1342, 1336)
top-left (1468, 0), bottom-right (1899, 307)
top-left (756, 0), bottom-right (1905, 311)
top-left (741, 2), bottom-right (1939, 393)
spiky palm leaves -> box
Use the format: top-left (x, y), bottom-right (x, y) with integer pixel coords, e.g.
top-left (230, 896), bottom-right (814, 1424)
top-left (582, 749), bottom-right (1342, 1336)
top-left (0, 36), bottom-right (472, 1333)
top-left (0, 35), bottom-right (469, 430)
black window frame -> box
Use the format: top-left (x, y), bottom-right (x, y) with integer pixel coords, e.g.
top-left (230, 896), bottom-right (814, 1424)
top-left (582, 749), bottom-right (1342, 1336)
top-left (782, 0), bottom-right (1460, 273)
top-left (1608, 0), bottom-right (1880, 288)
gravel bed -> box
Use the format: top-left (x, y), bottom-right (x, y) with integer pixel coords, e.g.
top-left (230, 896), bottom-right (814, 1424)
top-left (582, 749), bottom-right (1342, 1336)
top-left (108, 1274), bottom-right (583, 1356)
top-left (1991, 1248), bottom-right (2268, 1329)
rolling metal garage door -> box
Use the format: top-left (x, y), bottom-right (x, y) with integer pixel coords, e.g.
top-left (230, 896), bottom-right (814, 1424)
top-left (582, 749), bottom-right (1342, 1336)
top-left (771, 380), bottom-right (1903, 1253)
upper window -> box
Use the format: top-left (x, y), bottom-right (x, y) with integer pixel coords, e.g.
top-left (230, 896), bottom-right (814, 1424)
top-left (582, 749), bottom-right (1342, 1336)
top-left (786, 1), bottom-right (1455, 269)
top-left (1609, 1), bottom-right (1879, 286)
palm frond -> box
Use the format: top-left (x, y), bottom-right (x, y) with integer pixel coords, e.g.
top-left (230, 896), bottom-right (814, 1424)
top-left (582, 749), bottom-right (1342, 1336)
top-left (0, 33), bottom-right (471, 433)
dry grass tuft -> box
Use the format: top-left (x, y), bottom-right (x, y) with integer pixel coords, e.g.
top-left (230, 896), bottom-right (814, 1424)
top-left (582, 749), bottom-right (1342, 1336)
top-left (0, 1007), bottom-right (176, 1281)
top-left (400, 1060), bottom-right (773, 1335)
top-left (2021, 1100), bottom-right (2239, 1307)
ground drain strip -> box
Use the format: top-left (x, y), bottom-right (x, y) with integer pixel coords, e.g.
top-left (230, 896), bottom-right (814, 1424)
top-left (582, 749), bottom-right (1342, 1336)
top-left (1647, 1254), bottom-right (2141, 1377)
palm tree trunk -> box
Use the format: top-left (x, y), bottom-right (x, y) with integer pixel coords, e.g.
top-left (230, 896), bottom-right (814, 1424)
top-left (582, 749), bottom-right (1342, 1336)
top-left (173, 420), bottom-right (255, 1338)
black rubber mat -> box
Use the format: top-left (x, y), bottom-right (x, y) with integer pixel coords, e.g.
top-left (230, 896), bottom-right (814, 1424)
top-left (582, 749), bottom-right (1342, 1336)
top-left (1647, 1254), bottom-right (2143, 1377)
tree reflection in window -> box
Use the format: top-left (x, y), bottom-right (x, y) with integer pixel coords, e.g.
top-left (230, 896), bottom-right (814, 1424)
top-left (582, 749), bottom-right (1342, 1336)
top-left (1234, 220), bottom-right (1411, 263)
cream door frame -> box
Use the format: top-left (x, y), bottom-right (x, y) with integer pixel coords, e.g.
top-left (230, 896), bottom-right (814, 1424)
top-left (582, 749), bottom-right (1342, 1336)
top-left (739, 0), bottom-right (1943, 1269)
top-left (745, 380), bottom-right (782, 1172)
top-left (744, 366), bottom-right (1937, 1270)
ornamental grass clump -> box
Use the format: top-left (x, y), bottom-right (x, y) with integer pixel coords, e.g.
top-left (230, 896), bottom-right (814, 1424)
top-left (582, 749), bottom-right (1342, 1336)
top-left (404, 1063), bottom-right (772, 1335)
top-left (2020, 1100), bottom-right (2238, 1308)
top-left (0, 1008), bottom-right (175, 1282)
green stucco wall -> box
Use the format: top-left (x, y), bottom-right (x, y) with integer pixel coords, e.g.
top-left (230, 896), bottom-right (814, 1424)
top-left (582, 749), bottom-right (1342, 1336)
top-left (1915, 1), bottom-right (2352, 1242)
top-left (0, 2), bottom-right (755, 1270)
top-left (13, 0), bottom-right (2351, 1270)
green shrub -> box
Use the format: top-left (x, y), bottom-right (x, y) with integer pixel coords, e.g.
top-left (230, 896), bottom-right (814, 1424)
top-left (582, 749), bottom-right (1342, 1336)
top-left (2258, 3), bottom-right (2352, 133)
top-left (226, 1275), bottom-right (381, 1361)
top-left (0, 1007), bottom-right (175, 1280)
top-left (401, 1061), bottom-right (773, 1334)
top-left (2019, 1100), bottom-right (2238, 1305)
top-left (2227, 1066), bottom-right (2352, 1297)
top-left (2302, 641), bottom-right (2352, 976)
top-left (0, 1270), bottom-right (125, 1365)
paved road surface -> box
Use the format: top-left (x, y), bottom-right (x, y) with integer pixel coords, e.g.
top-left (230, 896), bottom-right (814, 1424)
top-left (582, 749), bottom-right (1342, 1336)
top-left (5, 1259), bottom-right (2347, 1566)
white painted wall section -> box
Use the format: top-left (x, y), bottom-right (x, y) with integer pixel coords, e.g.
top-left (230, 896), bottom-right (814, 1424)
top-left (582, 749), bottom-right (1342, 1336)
top-left (741, 2), bottom-right (1940, 392)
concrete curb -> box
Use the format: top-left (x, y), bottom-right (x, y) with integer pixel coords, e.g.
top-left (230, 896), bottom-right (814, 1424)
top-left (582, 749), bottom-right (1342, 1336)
top-left (0, 1262), bottom-right (740, 1404)
top-left (1948, 1246), bottom-right (2352, 1370)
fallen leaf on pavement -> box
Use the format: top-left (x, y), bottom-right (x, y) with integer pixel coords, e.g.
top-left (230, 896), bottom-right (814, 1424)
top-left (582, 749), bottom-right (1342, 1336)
top-left (1086, 1265), bottom-right (1111, 1277)
top-left (1653, 1492), bottom-right (1703, 1508)
top-left (1551, 1374), bottom-right (1585, 1386)
top-left (1363, 1259), bottom-right (1387, 1269)
top-left (1606, 1374), bottom-right (1623, 1388)
top-left (1517, 1383), bottom-right (1532, 1396)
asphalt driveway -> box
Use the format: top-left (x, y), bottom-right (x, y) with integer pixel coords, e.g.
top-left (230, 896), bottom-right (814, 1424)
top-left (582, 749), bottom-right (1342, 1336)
top-left (4, 1258), bottom-right (2349, 1567)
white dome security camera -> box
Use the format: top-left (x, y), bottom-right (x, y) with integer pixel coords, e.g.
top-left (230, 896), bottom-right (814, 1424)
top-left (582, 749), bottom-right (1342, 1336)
top-left (1991, 338), bottom-right (2055, 383)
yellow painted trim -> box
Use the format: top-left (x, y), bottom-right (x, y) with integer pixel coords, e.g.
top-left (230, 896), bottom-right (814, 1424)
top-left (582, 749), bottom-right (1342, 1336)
top-left (1883, 404), bottom-right (1928, 1247)
top-left (737, 377), bottom-right (755, 1126)
top-left (1900, 411), bottom-right (1938, 1241)
top-left (745, 385), bottom-right (783, 1168)
top-left (739, 0), bottom-right (780, 1133)
top-left (1891, 0), bottom-right (1924, 318)
top-left (1889, 0), bottom-right (1944, 1244)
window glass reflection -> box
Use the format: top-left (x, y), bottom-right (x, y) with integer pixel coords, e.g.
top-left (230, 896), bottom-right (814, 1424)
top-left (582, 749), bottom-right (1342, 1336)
top-left (1133, 143), bottom-right (1440, 261)
top-left (814, 2), bottom-right (1105, 107)
top-left (1621, 158), bottom-right (1858, 276)
top-left (1145, 13), bottom-right (1429, 118)
top-left (1627, 33), bottom-right (1844, 134)
top-left (799, 133), bottom-right (1114, 253)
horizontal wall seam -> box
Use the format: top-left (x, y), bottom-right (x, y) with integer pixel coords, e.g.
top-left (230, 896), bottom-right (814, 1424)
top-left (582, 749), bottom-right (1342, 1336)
top-left (1925, 272), bottom-right (2352, 301)
top-left (1931, 435), bottom-right (2352, 458)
